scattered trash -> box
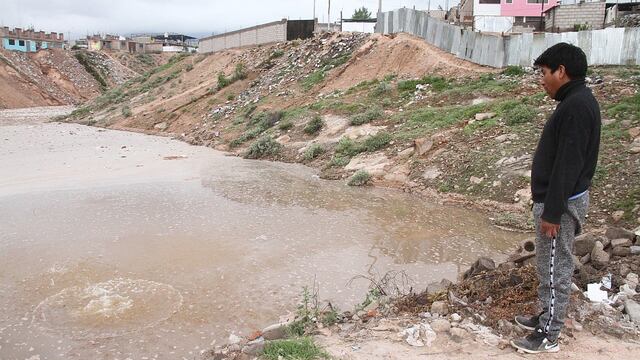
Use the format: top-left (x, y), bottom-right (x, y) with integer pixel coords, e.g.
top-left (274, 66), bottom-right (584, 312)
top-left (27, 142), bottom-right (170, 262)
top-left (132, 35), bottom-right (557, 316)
top-left (586, 283), bottom-right (609, 303)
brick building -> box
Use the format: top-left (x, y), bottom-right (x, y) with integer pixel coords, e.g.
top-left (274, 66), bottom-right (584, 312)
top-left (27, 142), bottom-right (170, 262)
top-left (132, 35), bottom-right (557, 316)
top-left (544, 2), bottom-right (607, 32)
top-left (0, 27), bottom-right (65, 52)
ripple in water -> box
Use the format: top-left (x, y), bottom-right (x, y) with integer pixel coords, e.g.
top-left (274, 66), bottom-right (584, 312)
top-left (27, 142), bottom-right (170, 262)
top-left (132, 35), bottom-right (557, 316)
top-left (32, 278), bottom-right (183, 339)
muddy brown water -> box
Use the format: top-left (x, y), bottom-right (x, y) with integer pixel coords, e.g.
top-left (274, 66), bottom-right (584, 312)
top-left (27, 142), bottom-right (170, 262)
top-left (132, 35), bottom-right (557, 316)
top-left (0, 107), bottom-right (527, 359)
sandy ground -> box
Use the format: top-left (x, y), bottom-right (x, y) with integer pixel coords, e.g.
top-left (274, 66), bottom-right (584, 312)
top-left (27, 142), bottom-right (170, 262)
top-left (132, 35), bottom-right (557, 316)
top-left (317, 331), bottom-right (640, 359)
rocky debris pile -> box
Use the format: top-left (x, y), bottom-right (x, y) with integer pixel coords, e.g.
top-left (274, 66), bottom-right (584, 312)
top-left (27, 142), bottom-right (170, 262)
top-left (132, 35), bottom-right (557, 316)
top-left (619, 14), bottom-right (640, 28)
top-left (389, 226), bottom-right (640, 342)
top-left (33, 50), bottom-right (100, 95)
top-left (80, 51), bottom-right (137, 86)
top-left (230, 32), bottom-right (368, 107)
top-left (0, 49), bottom-right (80, 104)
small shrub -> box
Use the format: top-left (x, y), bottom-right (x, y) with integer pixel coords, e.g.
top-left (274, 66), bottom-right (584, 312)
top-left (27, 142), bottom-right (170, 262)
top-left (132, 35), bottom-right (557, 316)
top-left (348, 170), bottom-right (371, 186)
top-left (321, 307), bottom-right (339, 326)
top-left (303, 144), bottom-right (324, 160)
top-left (70, 106), bottom-right (91, 117)
top-left (502, 66), bottom-right (525, 76)
top-left (334, 137), bottom-right (359, 157)
top-left (330, 155), bottom-right (351, 167)
top-left (217, 72), bottom-right (231, 89)
top-left (121, 105), bottom-right (132, 117)
top-left (350, 106), bottom-right (383, 126)
top-left (185, 64), bottom-right (194, 72)
top-left (270, 50), bottom-right (285, 59)
top-left (371, 81), bottom-right (393, 96)
top-left (226, 93), bottom-right (235, 101)
top-left (278, 120), bottom-right (294, 131)
top-left (304, 115), bottom-right (324, 135)
top-left (362, 132), bottom-right (392, 152)
top-left (234, 62), bottom-right (247, 80)
top-left (244, 136), bottom-right (281, 159)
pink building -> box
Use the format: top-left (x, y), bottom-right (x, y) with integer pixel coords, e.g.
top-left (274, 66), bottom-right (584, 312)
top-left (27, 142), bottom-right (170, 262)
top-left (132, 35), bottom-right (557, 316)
top-left (501, 0), bottom-right (559, 17)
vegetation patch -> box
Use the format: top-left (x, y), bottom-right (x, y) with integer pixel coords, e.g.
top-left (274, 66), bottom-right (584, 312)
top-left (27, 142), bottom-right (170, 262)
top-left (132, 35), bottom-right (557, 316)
top-left (498, 101), bottom-right (537, 125)
top-left (74, 52), bottom-right (107, 91)
top-left (394, 103), bottom-right (488, 141)
top-left (607, 93), bottom-right (640, 122)
top-left (303, 144), bottom-right (324, 161)
top-left (348, 170), bottom-right (371, 186)
top-left (262, 337), bottom-right (329, 360)
top-left (398, 76), bottom-right (450, 92)
top-left (350, 106), bottom-right (383, 126)
top-left (304, 115), bottom-right (324, 135)
top-left (502, 66), bottom-right (526, 76)
top-left (244, 136), bottom-right (282, 159)
top-left (121, 105), bottom-right (132, 117)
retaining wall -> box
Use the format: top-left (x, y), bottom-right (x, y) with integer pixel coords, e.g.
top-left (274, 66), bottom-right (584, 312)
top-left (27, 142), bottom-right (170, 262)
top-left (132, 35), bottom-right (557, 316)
top-left (199, 20), bottom-right (287, 53)
top-left (376, 8), bottom-right (640, 67)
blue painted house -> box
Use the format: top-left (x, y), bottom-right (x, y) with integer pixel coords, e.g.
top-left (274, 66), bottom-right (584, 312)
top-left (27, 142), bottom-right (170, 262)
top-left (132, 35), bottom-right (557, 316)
top-left (0, 27), bottom-right (65, 52)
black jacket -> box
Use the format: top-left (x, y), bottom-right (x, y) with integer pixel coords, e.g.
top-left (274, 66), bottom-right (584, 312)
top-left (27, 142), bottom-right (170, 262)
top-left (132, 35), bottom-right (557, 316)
top-left (531, 79), bottom-right (601, 224)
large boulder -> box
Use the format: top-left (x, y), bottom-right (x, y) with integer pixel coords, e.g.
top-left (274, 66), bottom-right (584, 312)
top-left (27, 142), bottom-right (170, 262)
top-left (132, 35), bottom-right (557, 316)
top-left (612, 246), bottom-right (631, 257)
top-left (605, 227), bottom-right (635, 241)
top-left (431, 301), bottom-right (449, 316)
top-left (463, 257), bottom-right (495, 279)
top-left (591, 241), bottom-right (610, 269)
top-left (625, 299), bottom-right (640, 325)
top-left (611, 238), bottom-right (633, 248)
top-left (573, 233), bottom-right (597, 257)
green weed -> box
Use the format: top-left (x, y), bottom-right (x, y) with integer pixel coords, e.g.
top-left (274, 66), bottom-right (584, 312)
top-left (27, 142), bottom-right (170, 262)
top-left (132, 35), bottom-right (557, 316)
top-left (262, 337), bottom-right (329, 360)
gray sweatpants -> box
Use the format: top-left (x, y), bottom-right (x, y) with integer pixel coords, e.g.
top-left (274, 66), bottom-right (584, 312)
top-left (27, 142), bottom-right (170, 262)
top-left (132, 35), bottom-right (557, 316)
top-left (533, 192), bottom-right (589, 341)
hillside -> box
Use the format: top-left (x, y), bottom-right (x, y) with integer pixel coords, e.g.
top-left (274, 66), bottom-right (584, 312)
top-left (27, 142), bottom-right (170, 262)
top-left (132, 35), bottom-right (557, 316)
top-left (62, 32), bottom-right (640, 230)
top-left (0, 49), bottom-right (169, 109)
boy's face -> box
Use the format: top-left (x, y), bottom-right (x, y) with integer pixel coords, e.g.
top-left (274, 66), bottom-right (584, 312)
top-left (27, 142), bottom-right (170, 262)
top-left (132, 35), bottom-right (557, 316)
top-left (539, 65), bottom-right (569, 99)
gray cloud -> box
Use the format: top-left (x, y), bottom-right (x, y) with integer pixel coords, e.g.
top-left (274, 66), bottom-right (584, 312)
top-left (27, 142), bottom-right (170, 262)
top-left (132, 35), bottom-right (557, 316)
top-left (1, 0), bottom-right (455, 39)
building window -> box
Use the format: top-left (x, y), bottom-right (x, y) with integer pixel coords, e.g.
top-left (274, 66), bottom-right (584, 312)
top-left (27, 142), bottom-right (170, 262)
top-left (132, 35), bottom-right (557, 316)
top-left (479, 0), bottom-right (501, 3)
top-left (8, 39), bottom-right (15, 45)
top-left (506, 0), bottom-right (513, 3)
top-left (18, 40), bottom-right (25, 46)
top-left (527, 0), bottom-right (549, 3)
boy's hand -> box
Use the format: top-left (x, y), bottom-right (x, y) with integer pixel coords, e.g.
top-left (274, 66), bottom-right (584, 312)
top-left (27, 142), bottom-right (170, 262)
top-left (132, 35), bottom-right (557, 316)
top-left (541, 220), bottom-right (560, 238)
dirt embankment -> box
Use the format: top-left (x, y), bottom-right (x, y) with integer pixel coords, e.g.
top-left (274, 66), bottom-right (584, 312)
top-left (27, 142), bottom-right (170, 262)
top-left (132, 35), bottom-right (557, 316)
top-left (0, 49), bottom-right (170, 109)
top-left (63, 31), bottom-right (640, 232)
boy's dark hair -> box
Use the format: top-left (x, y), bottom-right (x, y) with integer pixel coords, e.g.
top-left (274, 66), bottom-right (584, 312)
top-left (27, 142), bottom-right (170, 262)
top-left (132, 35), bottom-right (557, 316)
top-left (533, 42), bottom-right (588, 79)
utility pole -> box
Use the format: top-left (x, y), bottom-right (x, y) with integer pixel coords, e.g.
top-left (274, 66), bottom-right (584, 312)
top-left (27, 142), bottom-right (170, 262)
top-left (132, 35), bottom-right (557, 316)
top-left (428, 0), bottom-right (431, 15)
top-left (540, 0), bottom-right (545, 32)
top-left (378, 0), bottom-right (382, 15)
top-left (313, 0), bottom-right (316, 20)
top-left (328, 0), bottom-right (331, 32)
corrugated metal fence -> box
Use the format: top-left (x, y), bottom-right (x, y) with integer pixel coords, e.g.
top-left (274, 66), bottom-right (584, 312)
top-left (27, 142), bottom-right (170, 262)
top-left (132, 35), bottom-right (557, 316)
top-left (376, 8), bottom-right (640, 68)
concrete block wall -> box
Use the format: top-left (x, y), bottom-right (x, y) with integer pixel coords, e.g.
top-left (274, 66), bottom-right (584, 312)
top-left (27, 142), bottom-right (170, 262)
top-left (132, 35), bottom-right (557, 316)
top-left (376, 8), bottom-right (640, 67)
top-left (546, 2), bottom-right (606, 32)
top-left (199, 20), bottom-right (287, 53)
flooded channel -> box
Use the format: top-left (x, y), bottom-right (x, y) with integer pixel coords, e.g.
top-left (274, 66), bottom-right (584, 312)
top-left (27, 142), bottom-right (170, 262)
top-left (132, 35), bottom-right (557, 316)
top-left (0, 107), bottom-right (527, 359)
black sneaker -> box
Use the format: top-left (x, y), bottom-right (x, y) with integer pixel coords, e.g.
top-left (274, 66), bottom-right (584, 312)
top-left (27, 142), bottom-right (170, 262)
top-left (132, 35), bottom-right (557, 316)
top-left (514, 313), bottom-right (540, 331)
top-left (510, 328), bottom-right (559, 354)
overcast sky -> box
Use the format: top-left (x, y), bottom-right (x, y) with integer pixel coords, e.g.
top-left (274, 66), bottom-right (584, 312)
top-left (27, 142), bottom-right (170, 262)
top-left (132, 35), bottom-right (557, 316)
top-left (1, 0), bottom-right (459, 40)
